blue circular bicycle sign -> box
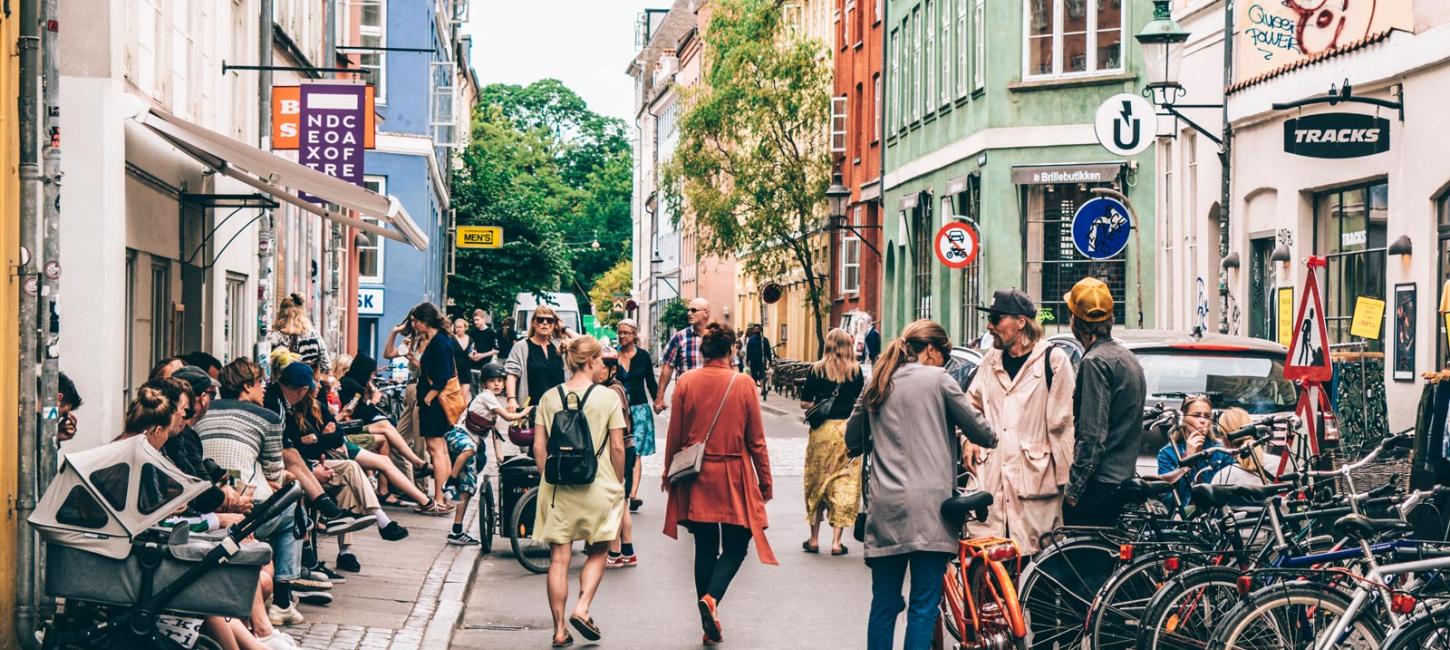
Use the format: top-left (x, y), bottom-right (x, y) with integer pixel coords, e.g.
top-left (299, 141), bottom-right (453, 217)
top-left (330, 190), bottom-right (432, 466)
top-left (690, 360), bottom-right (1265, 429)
top-left (1071, 197), bottom-right (1133, 260)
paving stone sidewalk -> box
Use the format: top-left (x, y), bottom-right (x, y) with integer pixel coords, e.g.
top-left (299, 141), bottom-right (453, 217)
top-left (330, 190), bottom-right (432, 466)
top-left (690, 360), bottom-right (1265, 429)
top-left (278, 498), bottom-right (480, 650)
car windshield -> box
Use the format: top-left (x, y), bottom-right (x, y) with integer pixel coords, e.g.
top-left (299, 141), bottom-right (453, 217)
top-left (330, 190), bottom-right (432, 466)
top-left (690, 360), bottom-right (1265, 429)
top-left (1138, 350), bottom-right (1297, 414)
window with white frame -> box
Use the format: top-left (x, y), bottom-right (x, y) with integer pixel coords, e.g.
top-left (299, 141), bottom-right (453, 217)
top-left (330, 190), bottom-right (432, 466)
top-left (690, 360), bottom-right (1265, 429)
top-left (940, 0), bottom-right (951, 106)
top-left (924, 0), bottom-right (935, 112)
top-left (876, 0), bottom-right (884, 23)
top-left (830, 96), bottom-right (848, 154)
top-left (341, 0), bottom-right (387, 103)
top-left (225, 273), bottom-right (248, 362)
top-left (841, 206), bottom-right (862, 294)
top-left (1025, 0), bottom-right (1123, 79)
top-left (956, 0), bottom-right (969, 97)
top-left (873, 73), bottom-right (882, 142)
top-left (889, 29), bottom-right (900, 133)
top-left (359, 177), bottom-right (387, 283)
top-left (974, 0), bottom-right (986, 89)
top-left (169, 0), bottom-right (193, 117)
top-left (132, 0), bottom-right (161, 96)
top-left (783, 2), bottom-right (803, 33)
top-left (912, 8), bottom-right (922, 122)
top-left (431, 60), bottom-right (458, 146)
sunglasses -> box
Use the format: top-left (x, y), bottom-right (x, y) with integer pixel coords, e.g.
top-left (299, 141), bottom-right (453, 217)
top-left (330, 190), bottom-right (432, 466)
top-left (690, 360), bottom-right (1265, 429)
top-left (987, 313), bottom-right (1022, 325)
top-left (535, 317), bottom-right (557, 324)
top-left (687, 308), bottom-right (704, 314)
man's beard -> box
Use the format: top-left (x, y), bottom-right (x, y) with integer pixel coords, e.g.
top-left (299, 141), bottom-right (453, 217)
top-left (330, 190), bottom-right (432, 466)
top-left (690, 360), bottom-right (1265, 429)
top-left (992, 333), bottom-right (1012, 351)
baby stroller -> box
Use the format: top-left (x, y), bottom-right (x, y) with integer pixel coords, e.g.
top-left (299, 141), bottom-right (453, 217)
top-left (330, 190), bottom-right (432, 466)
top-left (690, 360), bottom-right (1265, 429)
top-left (29, 435), bottom-right (302, 649)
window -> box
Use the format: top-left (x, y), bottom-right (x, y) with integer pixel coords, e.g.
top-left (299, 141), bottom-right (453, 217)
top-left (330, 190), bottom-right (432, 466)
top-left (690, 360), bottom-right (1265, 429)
top-left (1315, 183), bottom-right (1388, 349)
top-left (1249, 236), bottom-right (1277, 341)
top-left (151, 260), bottom-right (171, 363)
top-left (341, 0), bottom-right (387, 103)
top-left (1024, 0), bottom-right (1123, 78)
top-left (1027, 183), bottom-right (1128, 323)
top-left (974, 0), bottom-right (986, 89)
top-left (1439, 195), bottom-right (1450, 368)
top-left (846, 0), bottom-right (858, 45)
top-left (957, 176), bottom-right (983, 343)
top-left (854, 83), bottom-right (865, 158)
top-left (169, 0), bottom-right (193, 117)
top-left (913, 198), bottom-right (933, 320)
top-left (924, 1), bottom-right (935, 113)
top-left (873, 73), bottom-right (882, 142)
top-left (940, 0), bottom-right (952, 107)
top-left (841, 206), bottom-right (863, 294)
top-left (830, 96), bottom-right (848, 154)
top-left (431, 61), bottom-right (458, 146)
top-left (225, 273), bottom-right (248, 362)
top-left (876, 0), bottom-right (884, 23)
top-left (956, 0), bottom-right (969, 96)
top-left (889, 28), bottom-right (900, 132)
top-left (912, 8), bottom-right (922, 121)
top-left (133, 0), bottom-right (161, 95)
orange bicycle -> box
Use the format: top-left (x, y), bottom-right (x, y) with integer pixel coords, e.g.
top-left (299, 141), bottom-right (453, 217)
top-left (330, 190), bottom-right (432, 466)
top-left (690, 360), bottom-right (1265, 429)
top-left (937, 477), bottom-right (1028, 650)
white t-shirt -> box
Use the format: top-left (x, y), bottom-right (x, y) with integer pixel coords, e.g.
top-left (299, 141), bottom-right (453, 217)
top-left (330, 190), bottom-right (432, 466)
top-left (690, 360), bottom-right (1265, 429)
top-left (463, 389), bottom-right (512, 439)
top-left (1211, 453), bottom-right (1284, 487)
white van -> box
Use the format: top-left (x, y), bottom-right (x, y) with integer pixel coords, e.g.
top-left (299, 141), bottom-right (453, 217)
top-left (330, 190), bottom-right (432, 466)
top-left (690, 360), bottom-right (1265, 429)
top-left (512, 292), bottom-right (583, 336)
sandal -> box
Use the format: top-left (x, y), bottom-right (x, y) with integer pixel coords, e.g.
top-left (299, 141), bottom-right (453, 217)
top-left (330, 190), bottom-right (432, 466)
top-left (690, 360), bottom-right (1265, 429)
top-left (550, 633), bottom-right (574, 647)
top-left (802, 540), bottom-right (819, 554)
top-left (569, 615), bottom-right (602, 641)
top-left (413, 499), bottom-right (454, 516)
top-left (831, 544), bottom-right (849, 556)
top-left (411, 462), bottom-right (433, 479)
top-left (379, 493), bottom-right (407, 508)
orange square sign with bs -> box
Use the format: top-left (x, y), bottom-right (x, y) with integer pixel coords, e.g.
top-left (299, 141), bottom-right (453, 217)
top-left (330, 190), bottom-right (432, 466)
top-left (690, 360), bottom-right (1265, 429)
top-left (272, 85), bottom-right (375, 150)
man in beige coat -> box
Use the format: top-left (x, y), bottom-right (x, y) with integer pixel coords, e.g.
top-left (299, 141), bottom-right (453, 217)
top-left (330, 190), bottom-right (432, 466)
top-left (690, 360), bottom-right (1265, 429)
top-left (965, 289), bottom-right (1075, 555)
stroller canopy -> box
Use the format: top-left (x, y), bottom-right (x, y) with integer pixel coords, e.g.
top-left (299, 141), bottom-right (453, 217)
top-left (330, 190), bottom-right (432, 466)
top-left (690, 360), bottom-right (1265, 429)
top-left (29, 435), bottom-right (210, 559)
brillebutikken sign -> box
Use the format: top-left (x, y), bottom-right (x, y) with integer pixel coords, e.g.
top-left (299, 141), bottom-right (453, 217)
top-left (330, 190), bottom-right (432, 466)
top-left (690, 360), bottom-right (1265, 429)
top-left (1283, 112), bottom-right (1391, 159)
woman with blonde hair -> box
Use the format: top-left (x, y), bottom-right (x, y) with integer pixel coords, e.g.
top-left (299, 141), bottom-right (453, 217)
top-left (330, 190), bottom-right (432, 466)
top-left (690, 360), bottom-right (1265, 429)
top-left (530, 335), bottom-right (627, 647)
top-left (505, 305), bottom-right (568, 418)
top-left (1210, 407), bottom-right (1282, 486)
top-left (268, 294), bottom-right (331, 373)
top-left (846, 319), bottom-right (997, 650)
top-left (798, 328), bottom-right (863, 556)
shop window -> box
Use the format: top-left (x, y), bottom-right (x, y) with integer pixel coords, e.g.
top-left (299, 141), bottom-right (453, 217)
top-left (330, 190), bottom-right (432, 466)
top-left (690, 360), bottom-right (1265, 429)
top-left (56, 486), bottom-right (109, 529)
top-left (1315, 183), bottom-right (1387, 350)
top-left (89, 463), bottom-right (132, 511)
top-left (1024, 0), bottom-right (1123, 79)
top-left (138, 463), bottom-right (185, 515)
top-left (912, 197), bottom-right (934, 320)
top-left (1025, 183), bottom-right (1127, 324)
top-left (1248, 236), bottom-right (1276, 341)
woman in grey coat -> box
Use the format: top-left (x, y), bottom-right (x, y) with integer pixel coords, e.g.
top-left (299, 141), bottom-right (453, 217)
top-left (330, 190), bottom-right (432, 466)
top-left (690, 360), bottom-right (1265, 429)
top-left (846, 319), bottom-right (998, 650)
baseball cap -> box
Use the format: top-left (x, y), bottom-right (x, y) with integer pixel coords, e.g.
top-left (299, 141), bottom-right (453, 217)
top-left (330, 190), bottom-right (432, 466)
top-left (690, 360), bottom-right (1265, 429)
top-left (976, 288), bottom-right (1037, 318)
top-left (277, 361), bottom-right (316, 389)
top-left (1064, 277), bottom-right (1115, 323)
top-left (172, 365), bottom-right (219, 395)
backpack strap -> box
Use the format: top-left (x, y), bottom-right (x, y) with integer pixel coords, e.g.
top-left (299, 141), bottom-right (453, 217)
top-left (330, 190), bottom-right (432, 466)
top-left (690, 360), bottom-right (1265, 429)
top-left (1043, 346), bottom-right (1055, 392)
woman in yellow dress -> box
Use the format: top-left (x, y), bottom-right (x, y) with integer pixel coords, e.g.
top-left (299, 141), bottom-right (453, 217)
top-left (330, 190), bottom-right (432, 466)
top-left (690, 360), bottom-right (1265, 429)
top-left (531, 335), bottom-right (627, 647)
top-left (799, 328), bottom-right (864, 555)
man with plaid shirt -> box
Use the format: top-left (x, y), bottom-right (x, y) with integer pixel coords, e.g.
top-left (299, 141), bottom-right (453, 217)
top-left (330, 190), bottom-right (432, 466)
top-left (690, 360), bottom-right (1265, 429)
top-left (654, 297), bottom-right (712, 413)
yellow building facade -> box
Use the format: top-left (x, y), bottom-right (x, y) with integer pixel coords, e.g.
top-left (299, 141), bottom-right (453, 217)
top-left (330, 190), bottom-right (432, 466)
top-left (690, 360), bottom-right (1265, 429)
top-left (1, 6), bottom-right (26, 648)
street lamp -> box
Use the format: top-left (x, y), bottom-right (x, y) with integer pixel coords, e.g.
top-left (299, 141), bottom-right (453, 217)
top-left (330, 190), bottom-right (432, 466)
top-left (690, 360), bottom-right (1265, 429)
top-left (826, 172), bottom-right (850, 230)
top-left (1136, 0), bottom-right (1189, 107)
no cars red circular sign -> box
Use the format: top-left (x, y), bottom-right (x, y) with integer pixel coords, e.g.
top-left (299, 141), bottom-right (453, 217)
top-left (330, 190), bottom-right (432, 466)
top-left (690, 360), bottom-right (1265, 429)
top-left (934, 222), bottom-right (980, 269)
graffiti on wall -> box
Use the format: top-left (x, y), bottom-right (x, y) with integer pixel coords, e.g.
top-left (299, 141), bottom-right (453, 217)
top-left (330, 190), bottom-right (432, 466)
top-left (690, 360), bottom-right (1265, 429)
top-left (1237, 0), bottom-right (1414, 80)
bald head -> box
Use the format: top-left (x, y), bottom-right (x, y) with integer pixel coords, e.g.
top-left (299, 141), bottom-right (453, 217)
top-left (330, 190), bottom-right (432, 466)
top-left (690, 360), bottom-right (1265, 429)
top-left (688, 298), bottom-right (711, 329)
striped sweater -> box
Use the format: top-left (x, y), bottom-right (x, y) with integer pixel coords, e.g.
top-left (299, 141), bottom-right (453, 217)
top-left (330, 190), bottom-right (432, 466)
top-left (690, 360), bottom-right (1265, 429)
top-left (195, 399), bottom-right (285, 495)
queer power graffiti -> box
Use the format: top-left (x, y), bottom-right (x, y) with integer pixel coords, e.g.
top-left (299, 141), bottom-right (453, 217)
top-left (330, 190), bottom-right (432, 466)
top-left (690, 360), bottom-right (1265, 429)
top-left (1237, 0), bottom-right (1412, 79)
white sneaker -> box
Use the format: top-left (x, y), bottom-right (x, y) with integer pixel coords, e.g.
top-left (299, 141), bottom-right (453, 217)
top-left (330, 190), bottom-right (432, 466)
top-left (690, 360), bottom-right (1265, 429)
top-left (256, 631), bottom-right (300, 649)
top-left (268, 603), bottom-right (305, 627)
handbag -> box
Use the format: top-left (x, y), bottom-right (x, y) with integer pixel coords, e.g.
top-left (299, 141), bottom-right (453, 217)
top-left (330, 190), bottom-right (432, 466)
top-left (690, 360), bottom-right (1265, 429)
top-left (804, 382), bottom-right (841, 429)
top-left (438, 376), bottom-right (468, 424)
top-left (848, 407), bottom-right (873, 542)
top-left (667, 375), bottom-right (740, 484)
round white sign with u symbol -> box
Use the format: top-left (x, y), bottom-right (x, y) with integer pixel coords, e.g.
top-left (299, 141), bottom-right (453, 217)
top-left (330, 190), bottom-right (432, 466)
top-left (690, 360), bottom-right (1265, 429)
top-left (1094, 93), bottom-right (1156, 157)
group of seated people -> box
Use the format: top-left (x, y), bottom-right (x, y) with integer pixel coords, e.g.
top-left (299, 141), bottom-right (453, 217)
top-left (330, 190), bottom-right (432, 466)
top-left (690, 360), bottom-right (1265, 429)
top-left (1156, 394), bottom-right (1286, 512)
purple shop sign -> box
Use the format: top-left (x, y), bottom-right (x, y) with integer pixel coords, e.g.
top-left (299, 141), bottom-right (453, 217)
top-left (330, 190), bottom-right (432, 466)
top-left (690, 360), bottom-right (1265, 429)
top-left (299, 84), bottom-right (367, 202)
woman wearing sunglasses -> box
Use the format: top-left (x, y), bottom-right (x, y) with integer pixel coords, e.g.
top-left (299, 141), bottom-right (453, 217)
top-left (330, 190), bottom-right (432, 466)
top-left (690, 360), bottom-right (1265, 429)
top-left (1154, 394), bottom-right (1232, 510)
top-left (505, 306), bottom-right (569, 426)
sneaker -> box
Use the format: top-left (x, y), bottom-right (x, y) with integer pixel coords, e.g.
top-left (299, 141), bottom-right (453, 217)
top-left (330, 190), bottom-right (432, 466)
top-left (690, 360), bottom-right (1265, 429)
top-left (288, 574), bottom-right (332, 591)
top-left (605, 554), bottom-right (625, 569)
top-left (268, 603), bottom-right (305, 627)
top-left (379, 521), bottom-right (410, 541)
top-left (303, 568), bottom-right (335, 584)
top-left (318, 512), bottom-right (375, 535)
top-left (312, 563), bottom-right (346, 584)
top-left (629, 498), bottom-right (643, 513)
top-left (447, 531), bottom-right (481, 546)
top-left (295, 589), bottom-right (334, 606)
top-left (256, 632), bottom-right (300, 650)
top-left (619, 554), bottom-right (638, 567)
top-left (336, 552), bottom-right (361, 573)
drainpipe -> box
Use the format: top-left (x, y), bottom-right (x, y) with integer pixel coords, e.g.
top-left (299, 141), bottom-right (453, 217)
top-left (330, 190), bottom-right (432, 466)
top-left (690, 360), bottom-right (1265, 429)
top-left (257, 0), bottom-right (275, 370)
top-left (14, 0), bottom-right (42, 643)
top-left (1217, 1), bottom-right (1235, 335)
top-left (37, 0), bottom-right (62, 499)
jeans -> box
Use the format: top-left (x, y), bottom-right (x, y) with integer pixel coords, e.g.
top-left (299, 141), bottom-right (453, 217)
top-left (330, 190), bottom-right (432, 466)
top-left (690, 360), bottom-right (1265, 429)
top-left (254, 503), bottom-right (302, 581)
top-left (866, 551), bottom-right (951, 650)
top-left (685, 522), bottom-right (752, 602)
top-left (1063, 480), bottom-right (1125, 527)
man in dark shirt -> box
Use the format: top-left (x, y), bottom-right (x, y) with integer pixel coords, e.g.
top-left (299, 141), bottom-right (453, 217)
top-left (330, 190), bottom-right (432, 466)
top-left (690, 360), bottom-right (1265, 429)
top-left (863, 321), bottom-right (881, 364)
top-left (163, 365), bottom-right (219, 479)
top-left (1062, 278), bottom-right (1146, 526)
top-left (743, 324), bottom-right (774, 399)
top-left (467, 309), bottom-right (499, 369)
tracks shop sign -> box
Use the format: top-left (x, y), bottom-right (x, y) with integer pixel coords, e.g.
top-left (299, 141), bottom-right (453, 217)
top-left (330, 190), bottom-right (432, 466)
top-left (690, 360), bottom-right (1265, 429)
top-left (1283, 113), bottom-right (1391, 159)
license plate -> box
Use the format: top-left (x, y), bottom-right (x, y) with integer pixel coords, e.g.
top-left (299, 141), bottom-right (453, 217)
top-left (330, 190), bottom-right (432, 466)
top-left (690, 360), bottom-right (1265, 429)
top-left (156, 615), bottom-right (203, 649)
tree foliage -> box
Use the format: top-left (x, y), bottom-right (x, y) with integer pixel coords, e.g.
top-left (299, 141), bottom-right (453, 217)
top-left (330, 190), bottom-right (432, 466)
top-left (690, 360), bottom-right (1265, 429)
top-left (587, 260), bottom-right (633, 328)
top-left (657, 299), bottom-right (690, 346)
top-left (451, 80), bottom-right (633, 314)
top-left (661, 0), bottom-right (833, 356)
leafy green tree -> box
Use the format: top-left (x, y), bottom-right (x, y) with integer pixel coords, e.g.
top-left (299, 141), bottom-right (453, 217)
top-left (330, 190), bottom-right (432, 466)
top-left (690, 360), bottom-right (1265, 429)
top-left (658, 299), bottom-right (689, 346)
top-left (587, 260), bottom-right (633, 328)
top-left (662, 0), bottom-right (833, 356)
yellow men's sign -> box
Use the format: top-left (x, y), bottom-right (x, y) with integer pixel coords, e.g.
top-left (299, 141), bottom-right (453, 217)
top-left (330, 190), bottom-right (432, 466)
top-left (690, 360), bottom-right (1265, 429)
top-left (456, 226), bottom-right (502, 249)
top-left (1237, 0), bottom-right (1413, 80)
top-left (1350, 296), bottom-right (1386, 340)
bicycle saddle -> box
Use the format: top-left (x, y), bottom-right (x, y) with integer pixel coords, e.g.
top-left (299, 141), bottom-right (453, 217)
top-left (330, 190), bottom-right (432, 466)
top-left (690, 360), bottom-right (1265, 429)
top-left (941, 491), bottom-right (994, 526)
top-left (1332, 514), bottom-right (1413, 540)
top-left (1119, 477), bottom-right (1174, 501)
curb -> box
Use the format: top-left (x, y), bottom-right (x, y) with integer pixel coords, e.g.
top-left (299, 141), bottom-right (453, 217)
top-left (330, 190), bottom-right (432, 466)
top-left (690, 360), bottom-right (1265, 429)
top-left (760, 402), bottom-right (790, 418)
top-left (419, 499), bottom-right (481, 648)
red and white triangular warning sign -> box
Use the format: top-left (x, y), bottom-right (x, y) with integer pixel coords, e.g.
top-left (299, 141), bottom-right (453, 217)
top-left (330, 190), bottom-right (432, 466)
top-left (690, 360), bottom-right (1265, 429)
top-left (1285, 267), bottom-right (1333, 382)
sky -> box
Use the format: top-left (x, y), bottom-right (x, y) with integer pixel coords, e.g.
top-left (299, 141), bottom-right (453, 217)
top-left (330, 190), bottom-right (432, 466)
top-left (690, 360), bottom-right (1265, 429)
top-left (467, 1), bottom-right (665, 124)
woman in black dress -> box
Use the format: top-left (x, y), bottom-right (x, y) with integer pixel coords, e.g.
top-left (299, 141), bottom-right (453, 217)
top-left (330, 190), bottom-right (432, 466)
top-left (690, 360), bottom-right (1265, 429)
top-left (613, 319), bottom-right (658, 511)
top-left (503, 306), bottom-right (567, 424)
top-left (411, 302), bottom-right (456, 514)
top-left (450, 318), bottom-right (475, 397)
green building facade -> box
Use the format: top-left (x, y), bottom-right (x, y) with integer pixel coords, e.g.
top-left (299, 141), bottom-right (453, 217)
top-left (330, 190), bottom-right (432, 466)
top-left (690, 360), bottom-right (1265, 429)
top-left (881, 0), bottom-right (1157, 342)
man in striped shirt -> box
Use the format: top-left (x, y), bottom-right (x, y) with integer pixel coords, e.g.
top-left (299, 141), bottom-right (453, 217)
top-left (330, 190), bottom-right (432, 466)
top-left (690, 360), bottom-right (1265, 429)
top-left (654, 297), bottom-right (711, 413)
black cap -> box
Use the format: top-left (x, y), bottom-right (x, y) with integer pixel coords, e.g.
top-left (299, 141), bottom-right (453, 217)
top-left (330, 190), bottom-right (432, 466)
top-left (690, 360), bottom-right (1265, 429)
top-left (173, 365), bottom-right (219, 395)
top-left (976, 288), bottom-right (1037, 318)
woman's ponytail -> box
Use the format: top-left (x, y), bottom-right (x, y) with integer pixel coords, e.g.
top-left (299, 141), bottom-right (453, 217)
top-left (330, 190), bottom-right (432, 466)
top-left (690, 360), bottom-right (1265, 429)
top-left (860, 319), bottom-right (951, 412)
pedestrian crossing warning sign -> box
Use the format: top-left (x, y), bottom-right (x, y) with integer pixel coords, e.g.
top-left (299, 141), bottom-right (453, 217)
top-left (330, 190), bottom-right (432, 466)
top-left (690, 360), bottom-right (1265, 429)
top-left (1285, 266), bottom-right (1333, 383)
top-left (456, 226), bottom-right (502, 249)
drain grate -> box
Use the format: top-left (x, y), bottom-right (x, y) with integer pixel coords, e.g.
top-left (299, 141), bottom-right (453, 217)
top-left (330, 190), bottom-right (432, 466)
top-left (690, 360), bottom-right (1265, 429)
top-left (459, 623), bottom-right (533, 632)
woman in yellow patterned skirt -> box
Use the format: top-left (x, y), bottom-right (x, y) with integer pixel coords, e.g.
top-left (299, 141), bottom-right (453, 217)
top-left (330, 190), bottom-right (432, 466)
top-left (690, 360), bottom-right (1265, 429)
top-left (799, 328), bottom-right (864, 556)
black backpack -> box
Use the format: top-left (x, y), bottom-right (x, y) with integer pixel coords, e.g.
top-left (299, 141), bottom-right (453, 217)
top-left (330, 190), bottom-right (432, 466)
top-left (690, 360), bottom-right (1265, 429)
top-left (544, 385), bottom-right (604, 486)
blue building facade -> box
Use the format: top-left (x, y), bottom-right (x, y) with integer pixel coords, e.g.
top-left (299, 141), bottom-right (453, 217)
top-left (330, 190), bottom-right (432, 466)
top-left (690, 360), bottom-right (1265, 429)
top-left (356, 1), bottom-right (474, 360)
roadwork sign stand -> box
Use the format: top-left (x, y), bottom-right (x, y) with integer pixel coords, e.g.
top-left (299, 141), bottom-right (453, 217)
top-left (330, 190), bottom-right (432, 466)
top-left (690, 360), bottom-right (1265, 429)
top-left (1281, 256), bottom-right (1339, 476)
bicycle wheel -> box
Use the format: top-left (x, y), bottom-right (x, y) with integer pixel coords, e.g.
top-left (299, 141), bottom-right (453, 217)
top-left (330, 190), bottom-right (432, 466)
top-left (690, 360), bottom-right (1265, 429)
top-left (1088, 551), bottom-right (1208, 650)
top-left (1380, 604), bottom-right (1450, 650)
top-left (509, 487), bottom-right (552, 574)
top-left (1209, 584), bottom-right (1384, 649)
top-left (1136, 565), bottom-right (1241, 650)
top-left (478, 479), bottom-right (496, 554)
top-left (1019, 537), bottom-right (1119, 650)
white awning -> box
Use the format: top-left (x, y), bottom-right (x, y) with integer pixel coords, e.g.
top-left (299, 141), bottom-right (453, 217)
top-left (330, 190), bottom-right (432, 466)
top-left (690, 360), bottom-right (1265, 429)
top-left (125, 96), bottom-right (429, 251)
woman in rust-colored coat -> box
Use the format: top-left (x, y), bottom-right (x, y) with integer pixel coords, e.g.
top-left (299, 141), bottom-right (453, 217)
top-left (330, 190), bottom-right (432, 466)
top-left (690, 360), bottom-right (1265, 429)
top-left (662, 322), bottom-right (776, 646)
